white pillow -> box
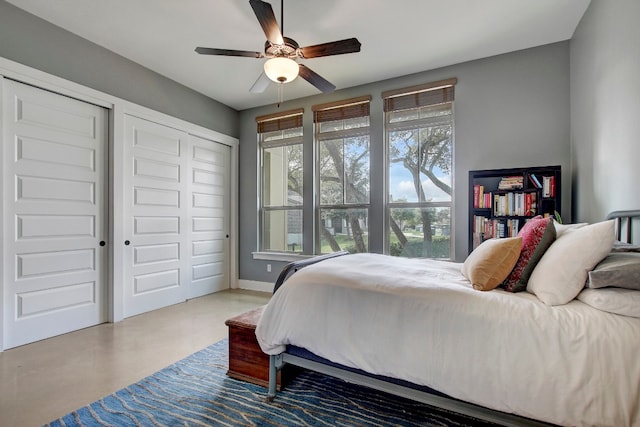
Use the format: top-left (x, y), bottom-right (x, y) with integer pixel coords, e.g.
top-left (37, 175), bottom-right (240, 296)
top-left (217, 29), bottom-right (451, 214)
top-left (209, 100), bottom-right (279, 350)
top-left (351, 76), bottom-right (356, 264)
top-left (577, 288), bottom-right (640, 318)
top-left (527, 220), bottom-right (615, 305)
top-left (553, 220), bottom-right (588, 238)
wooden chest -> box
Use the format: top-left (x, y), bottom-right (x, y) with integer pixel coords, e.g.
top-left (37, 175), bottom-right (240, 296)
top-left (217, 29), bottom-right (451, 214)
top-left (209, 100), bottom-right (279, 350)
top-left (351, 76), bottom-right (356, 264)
top-left (225, 305), bottom-right (296, 389)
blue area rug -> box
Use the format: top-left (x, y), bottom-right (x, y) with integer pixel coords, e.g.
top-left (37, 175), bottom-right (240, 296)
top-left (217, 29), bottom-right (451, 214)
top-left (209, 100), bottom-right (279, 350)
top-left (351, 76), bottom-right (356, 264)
top-left (44, 339), bottom-right (498, 426)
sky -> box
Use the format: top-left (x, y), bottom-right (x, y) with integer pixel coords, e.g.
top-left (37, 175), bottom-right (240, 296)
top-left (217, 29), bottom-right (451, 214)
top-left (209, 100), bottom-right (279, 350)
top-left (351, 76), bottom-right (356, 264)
top-left (389, 164), bottom-right (451, 202)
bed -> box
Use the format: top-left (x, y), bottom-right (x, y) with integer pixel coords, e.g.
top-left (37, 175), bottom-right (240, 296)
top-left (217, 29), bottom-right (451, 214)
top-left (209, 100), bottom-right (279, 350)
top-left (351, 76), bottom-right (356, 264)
top-left (255, 211), bottom-right (640, 427)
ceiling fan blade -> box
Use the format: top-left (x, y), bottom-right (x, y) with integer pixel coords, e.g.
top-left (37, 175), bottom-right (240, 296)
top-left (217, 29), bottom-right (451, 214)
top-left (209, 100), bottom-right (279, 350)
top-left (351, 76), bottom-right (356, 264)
top-left (195, 47), bottom-right (264, 58)
top-left (249, 0), bottom-right (284, 45)
top-left (250, 72), bottom-right (271, 93)
top-left (298, 64), bottom-right (336, 93)
top-left (299, 38), bottom-right (361, 59)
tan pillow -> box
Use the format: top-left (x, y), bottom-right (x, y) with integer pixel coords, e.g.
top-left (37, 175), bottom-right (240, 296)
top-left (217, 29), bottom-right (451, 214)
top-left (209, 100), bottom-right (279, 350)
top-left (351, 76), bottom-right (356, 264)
top-left (462, 237), bottom-right (523, 291)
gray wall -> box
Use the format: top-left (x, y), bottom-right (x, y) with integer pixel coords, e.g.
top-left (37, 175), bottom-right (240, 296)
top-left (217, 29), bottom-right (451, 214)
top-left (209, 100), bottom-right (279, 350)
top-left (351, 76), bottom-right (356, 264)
top-left (0, 1), bottom-right (239, 138)
top-left (239, 42), bottom-right (571, 282)
top-left (0, 0), bottom-right (577, 285)
top-left (570, 0), bottom-right (640, 223)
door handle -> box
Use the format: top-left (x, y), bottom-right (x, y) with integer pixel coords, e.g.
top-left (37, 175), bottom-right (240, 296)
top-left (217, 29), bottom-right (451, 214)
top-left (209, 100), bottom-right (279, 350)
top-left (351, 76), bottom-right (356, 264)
top-left (99, 241), bottom-right (106, 246)
top-left (124, 240), bottom-right (130, 246)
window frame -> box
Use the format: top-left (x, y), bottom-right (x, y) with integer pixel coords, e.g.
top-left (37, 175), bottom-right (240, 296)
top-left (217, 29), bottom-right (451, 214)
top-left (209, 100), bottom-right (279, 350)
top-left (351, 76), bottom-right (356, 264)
top-left (313, 96), bottom-right (372, 255)
top-left (383, 79), bottom-right (456, 259)
top-left (256, 109), bottom-right (305, 255)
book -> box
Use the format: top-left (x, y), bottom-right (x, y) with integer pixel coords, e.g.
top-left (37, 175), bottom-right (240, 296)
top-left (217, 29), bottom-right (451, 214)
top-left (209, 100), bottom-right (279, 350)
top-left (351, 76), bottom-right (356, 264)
top-left (525, 192), bottom-right (538, 216)
top-left (473, 184), bottom-right (480, 208)
top-left (498, 176), bottom-right (524, 190)
top-left (473, 185), bottom-right (493, 209)
top-left (542, 176), bottom-right (555, 198)
top-left (506, 219), bottom-right (519, 237)
top-left (530, 192), bottom-right (537, 214)
top-left (529, 173), bottom-right (542, 188)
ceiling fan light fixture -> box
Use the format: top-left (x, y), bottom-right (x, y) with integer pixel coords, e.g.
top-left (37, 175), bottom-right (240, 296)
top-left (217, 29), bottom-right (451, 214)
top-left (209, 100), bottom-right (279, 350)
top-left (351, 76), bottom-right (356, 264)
top-left (264, 57), bottom-right (299, 83)
top-left (195, 0), bottom-right (360, 95)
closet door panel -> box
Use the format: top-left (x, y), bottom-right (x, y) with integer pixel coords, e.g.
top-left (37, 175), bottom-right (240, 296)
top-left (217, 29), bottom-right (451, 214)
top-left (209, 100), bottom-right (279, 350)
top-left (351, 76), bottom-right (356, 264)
top-left (2, 79), bottom-right (107, 349)
top-left (188, 135), bottom-right (230, 299)
top-left (122, 115), bottom-right (189, 317)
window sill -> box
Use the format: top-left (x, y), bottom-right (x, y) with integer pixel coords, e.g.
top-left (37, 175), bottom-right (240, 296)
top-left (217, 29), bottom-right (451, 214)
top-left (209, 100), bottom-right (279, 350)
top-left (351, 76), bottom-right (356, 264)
top-left (252, 251), bottom-right (313, 262)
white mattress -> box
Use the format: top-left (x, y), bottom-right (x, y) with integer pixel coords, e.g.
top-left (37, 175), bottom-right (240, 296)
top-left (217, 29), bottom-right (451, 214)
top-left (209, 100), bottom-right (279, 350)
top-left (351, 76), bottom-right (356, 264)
top-left (255, 253), bottom-right (640, 427)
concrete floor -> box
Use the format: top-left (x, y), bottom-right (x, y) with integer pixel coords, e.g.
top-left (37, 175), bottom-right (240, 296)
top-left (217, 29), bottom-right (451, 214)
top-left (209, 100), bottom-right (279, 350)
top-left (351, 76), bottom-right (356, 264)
top-left (0, 289), bottom-right (271, 427)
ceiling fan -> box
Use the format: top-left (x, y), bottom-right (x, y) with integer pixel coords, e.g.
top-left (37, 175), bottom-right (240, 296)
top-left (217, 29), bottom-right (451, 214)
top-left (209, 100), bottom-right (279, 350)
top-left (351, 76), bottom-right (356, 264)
top-left (195, 0), bottom-right (361, 95)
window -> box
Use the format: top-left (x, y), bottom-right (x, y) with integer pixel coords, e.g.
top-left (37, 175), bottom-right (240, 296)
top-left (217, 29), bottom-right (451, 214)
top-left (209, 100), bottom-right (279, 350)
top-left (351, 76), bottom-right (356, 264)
top-left (314, 96), bottom-right (371, 254)
top-left (384, 78), bottom-right (456, 259)
top-left (257, 109), bottom-right (304, 253)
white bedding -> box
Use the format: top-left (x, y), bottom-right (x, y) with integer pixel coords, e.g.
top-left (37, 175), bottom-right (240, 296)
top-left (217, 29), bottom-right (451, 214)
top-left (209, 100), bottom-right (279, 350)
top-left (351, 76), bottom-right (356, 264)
top-left (255, 253), bottom-right (640, 427)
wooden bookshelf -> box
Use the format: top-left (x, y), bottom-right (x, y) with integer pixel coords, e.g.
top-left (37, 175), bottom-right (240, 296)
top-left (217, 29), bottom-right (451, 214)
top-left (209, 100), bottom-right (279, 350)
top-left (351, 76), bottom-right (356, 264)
top-left (469, 166), bottom-right (561, 254)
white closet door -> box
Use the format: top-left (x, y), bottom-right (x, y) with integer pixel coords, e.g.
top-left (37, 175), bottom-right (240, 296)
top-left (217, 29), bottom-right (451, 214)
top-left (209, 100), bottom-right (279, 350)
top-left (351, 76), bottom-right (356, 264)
top-left (188, 135), bottom-right (230, 298)
top-left (122, 115), bottom-right (189, 317)
top-left (2, 79), bottom-right (108, 349)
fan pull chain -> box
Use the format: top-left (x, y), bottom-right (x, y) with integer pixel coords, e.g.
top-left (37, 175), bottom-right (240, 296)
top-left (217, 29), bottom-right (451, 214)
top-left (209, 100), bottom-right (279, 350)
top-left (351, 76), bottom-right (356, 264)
top-left (277, 83), bottom-right (284, 108)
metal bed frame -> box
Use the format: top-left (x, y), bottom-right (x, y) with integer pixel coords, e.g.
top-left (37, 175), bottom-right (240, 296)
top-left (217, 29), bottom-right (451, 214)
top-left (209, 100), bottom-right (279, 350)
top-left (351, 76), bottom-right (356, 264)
top-left (265, 211), bottom-right (640, 426)
top-left (606, 209), bottom-right (639, 243)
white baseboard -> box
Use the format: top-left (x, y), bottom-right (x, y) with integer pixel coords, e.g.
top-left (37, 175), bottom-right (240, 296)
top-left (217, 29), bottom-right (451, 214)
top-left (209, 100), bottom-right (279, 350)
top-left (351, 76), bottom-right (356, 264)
top-left (236, 279), bottom-right (274, 293)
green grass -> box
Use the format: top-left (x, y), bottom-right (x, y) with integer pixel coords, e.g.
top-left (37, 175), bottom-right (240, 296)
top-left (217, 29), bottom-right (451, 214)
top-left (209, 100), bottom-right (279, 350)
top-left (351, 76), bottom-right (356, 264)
top-left (321, 232), bottom-right (449, 258)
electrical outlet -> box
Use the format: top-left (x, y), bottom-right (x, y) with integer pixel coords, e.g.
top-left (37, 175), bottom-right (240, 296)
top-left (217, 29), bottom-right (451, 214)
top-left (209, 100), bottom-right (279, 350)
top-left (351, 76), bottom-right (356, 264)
top-left (267, 264), bottom-right (271, 273)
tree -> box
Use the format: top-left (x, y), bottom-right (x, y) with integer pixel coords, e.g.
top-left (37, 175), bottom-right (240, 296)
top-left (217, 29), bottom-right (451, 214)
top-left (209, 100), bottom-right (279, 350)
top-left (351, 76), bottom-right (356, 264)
top-left (286, 144), bottom-right (303, 203)
top-left (319, 134), bottom-right (369, 253)
top-left (391, 201), bottom-right (416, 231)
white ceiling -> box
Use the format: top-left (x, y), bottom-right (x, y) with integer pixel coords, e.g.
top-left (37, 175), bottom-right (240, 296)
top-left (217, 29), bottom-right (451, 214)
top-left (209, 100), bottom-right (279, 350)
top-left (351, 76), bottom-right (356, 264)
top-left (7, 0), bottom-right (590, 111)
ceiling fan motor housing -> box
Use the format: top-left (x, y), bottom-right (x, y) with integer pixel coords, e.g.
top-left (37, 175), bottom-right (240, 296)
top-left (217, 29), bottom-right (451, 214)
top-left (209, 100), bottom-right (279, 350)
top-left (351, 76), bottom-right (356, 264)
top-left (264, 37), bottom-right (300, 58)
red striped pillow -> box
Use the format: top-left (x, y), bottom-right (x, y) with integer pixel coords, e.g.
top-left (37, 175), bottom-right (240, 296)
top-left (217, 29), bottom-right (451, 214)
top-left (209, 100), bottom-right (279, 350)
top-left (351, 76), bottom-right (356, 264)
top-left (503, 216), bottom-right (556, 292)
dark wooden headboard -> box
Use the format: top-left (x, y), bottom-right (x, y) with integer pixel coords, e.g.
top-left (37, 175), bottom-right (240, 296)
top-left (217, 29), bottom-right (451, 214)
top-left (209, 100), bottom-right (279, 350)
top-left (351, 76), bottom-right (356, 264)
top-left (606, 210), bottom-right (640, 243)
